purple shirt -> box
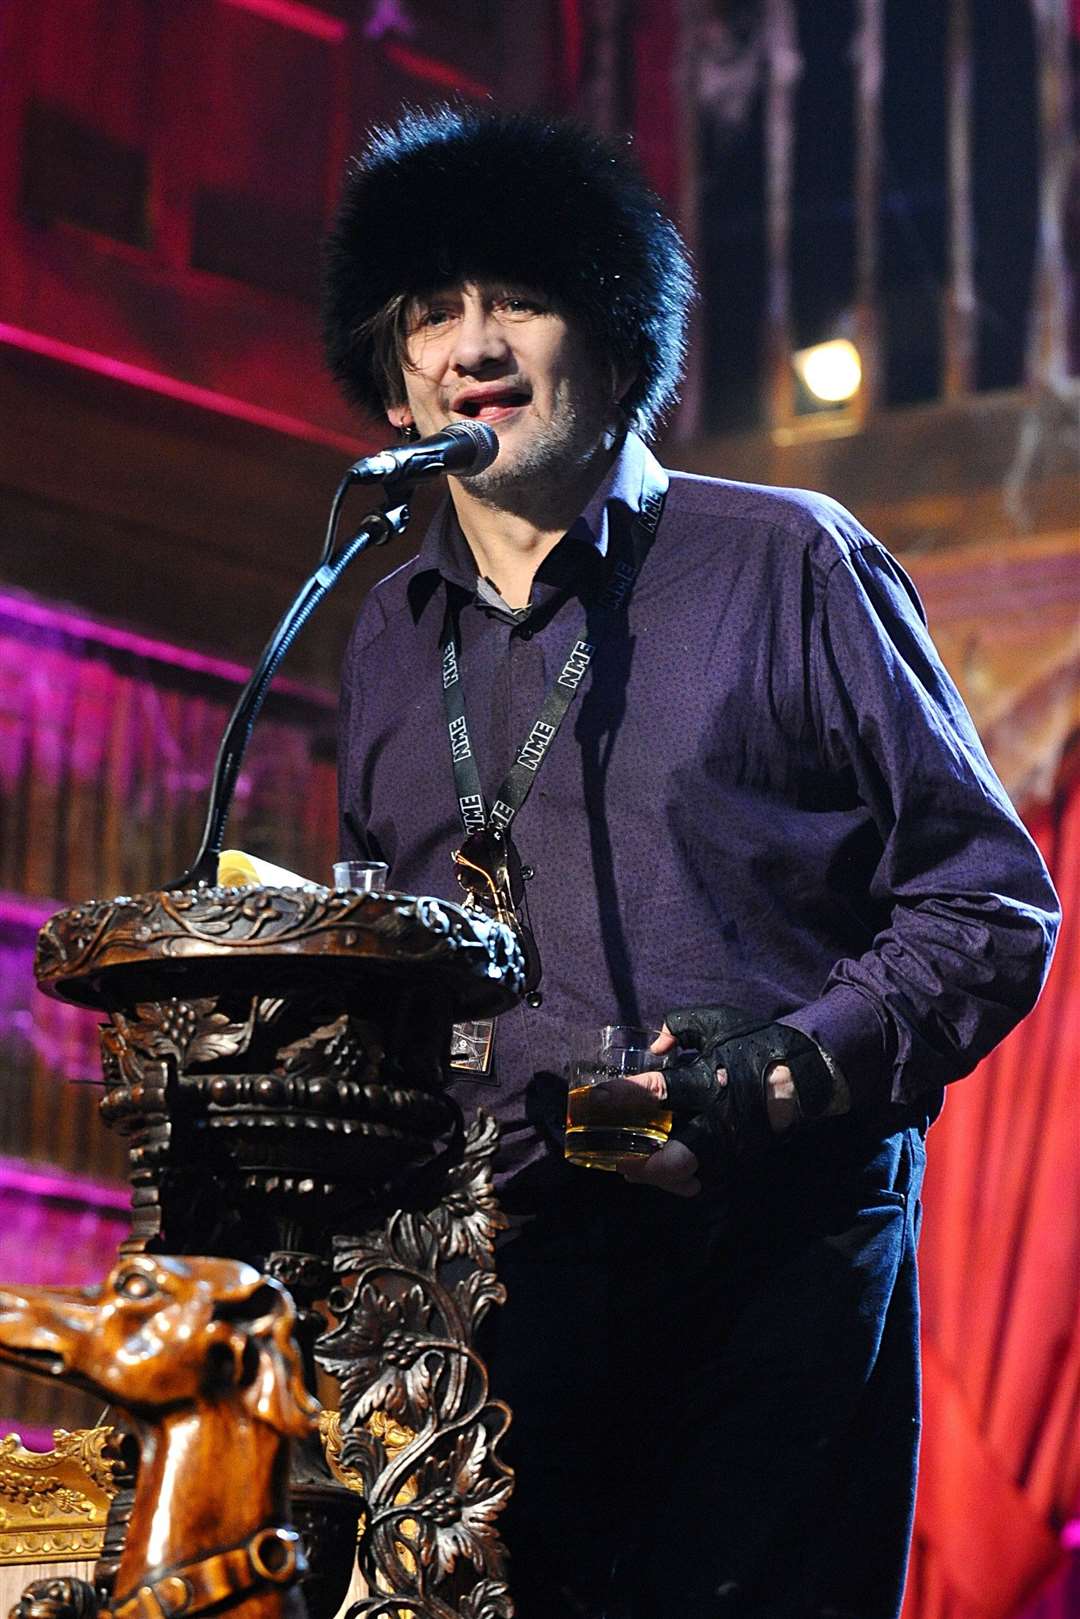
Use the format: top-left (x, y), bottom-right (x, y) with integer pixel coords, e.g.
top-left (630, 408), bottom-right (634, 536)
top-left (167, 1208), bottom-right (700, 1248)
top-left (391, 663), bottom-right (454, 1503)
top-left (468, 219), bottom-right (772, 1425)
top-left (338, 432), bottom-right (1059, 1192)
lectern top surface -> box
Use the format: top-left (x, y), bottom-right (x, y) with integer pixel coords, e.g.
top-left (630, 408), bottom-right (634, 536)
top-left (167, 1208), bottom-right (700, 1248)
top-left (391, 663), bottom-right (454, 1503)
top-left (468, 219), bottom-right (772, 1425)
top-left (33, 885), bottom-right (524, 1019)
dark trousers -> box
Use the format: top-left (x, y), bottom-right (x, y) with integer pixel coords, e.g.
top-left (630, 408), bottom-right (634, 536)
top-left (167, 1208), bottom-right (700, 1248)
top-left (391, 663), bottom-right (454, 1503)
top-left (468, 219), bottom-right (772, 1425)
top-left (482, 1124), bottom-right (925, 1619)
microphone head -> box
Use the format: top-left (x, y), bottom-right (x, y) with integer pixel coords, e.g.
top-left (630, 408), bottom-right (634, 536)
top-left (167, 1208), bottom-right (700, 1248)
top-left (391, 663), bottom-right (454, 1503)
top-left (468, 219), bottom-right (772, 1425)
top-left (445, 420), bottom-right (499, 475)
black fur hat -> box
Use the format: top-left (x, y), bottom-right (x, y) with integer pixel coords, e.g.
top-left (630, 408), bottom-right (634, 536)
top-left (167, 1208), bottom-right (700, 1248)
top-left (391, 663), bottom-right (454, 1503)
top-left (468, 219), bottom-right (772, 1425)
top-left (323, 104), bottom-right (694, 437)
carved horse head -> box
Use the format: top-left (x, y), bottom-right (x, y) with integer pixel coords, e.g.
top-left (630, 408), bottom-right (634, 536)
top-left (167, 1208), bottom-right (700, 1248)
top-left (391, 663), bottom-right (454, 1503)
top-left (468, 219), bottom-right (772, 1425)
top-left (0, 1255), bottom-right (316, 1437)
top-left (0, 1256), bottom-right (319, 1619)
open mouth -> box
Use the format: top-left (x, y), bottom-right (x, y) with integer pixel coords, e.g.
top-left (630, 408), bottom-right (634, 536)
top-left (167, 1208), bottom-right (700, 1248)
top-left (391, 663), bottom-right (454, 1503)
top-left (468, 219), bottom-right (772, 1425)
top-left (454, 389), bottom-right (530, 420)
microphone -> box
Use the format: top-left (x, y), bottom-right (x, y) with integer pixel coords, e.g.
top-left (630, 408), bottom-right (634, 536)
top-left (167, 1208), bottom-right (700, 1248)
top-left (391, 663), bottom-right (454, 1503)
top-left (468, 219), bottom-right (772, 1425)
top-left (346, 422), bottom-right (498, 485)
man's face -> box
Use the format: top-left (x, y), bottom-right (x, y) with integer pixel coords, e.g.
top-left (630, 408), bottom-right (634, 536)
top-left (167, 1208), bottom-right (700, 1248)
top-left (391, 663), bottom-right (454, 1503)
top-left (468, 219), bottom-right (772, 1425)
top-left (388, 282), bottom-right (619, 501)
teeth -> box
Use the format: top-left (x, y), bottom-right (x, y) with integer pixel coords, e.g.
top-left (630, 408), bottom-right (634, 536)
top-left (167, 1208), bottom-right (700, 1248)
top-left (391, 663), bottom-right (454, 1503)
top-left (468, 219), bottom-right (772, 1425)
top-left (458, 394), bottom-right (526, 414)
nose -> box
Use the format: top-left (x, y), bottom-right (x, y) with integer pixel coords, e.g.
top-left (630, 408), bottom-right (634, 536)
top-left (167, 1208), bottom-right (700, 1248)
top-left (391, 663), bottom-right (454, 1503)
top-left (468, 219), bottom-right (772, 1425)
top-left (449, 296), bottom-right (510, 375)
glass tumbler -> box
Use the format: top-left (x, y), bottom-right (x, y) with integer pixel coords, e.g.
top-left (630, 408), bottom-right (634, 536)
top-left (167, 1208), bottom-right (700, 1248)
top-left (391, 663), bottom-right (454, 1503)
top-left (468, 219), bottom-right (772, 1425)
top-left (332, 860), bottom-right (389, 894)
top-left (564, 1024), bottom-right (673, 1171)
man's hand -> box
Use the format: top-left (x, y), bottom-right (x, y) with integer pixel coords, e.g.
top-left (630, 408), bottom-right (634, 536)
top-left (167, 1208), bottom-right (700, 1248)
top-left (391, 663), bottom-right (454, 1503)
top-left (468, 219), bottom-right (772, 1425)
top-left (761, 1061), bottom-right (800, 1131)
top-left (636, 1023), bottom-right (800, 1121)
top-left (617, 1026), bottom-right (700, 1195)
top-left (663, 1004), bottom-right (836, 1158)
top-left (617, 1020), bottom-right (806, 1195)
top-left (620, 1136), bottom-right (702, 1196)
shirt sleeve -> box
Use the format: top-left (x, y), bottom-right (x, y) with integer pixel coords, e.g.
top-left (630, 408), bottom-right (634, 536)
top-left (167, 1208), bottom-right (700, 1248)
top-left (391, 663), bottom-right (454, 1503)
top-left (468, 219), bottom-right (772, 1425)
top-left (781, 539), bottom-right (1060, 1109)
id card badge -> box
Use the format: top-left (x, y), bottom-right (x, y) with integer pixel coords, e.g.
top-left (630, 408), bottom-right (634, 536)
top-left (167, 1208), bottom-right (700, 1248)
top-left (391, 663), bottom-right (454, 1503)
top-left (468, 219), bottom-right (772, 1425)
top-left (449, 1018), bottom-right (497, 1080)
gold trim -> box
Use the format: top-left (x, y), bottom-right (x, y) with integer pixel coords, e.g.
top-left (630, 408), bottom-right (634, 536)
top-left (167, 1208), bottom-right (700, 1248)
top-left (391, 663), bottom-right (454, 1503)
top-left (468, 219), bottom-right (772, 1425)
top-left (0, 1413), bottom-right (417, 1568)
top-left (318, 1409), bottom-right (419, 1585)
top-left (0, 1429), bottom-right (119, 1567)
top-left (319, 1409), bottom-right (362, 1496)
top-left (318, 1408), bottom-right (415, 1496)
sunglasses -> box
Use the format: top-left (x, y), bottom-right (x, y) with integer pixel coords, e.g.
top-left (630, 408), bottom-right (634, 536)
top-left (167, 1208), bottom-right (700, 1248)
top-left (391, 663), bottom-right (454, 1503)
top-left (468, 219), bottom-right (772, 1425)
top-left (452, 827), bottom-right (542, 994)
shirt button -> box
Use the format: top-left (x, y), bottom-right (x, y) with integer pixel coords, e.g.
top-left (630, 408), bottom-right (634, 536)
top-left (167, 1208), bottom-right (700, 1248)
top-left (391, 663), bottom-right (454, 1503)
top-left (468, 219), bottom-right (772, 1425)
top-left (517, 626), bottom-right (533, 641)
top-left (525, 990), bottom-right (543, 1008)
top-left (521, 865), bottom-right (535, 881)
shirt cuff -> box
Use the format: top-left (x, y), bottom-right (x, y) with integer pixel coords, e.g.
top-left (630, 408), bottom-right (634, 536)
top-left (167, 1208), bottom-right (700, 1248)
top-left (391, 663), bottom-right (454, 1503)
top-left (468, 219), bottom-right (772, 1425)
top-left (780, 984), bottom-right (891, 1113)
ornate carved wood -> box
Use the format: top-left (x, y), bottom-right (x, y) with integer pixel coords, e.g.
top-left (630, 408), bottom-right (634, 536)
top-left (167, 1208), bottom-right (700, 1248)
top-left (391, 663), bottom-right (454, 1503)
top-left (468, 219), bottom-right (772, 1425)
top-left (34, 885), bottom-right (520, 1264)
top-left (0, 1431), bottom-right (120, 1570)
top-left (29, 885), bottom-right (523, 1619)
top-left (318, 1111), bottom-right (513, 1619)
top-left (0, 1258), bottom-right (318, 1619)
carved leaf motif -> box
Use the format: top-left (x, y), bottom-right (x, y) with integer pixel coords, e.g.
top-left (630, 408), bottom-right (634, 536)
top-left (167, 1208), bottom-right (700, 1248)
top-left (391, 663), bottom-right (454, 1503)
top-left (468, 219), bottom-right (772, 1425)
top-left (277, 1014), bottom-right (376, 1082)
top-left (317, 1110), bottom-right (514, 1618)
top-left (130, 1000), bottom-right (208, 1059)
top-left (420, 1431), bottom-right (514, 1580)
top-left (448, 1476), bottom-right (514, 1577)
top-left (458, 1580), bottom-right (514, 1619)
top-left (429, 1194), bottom-right (499, 1271)
top-left (100, 1022), bottom-right (144, 1087)
top-left (68, 1425), bottom-right (125, 1494)
top-left (451, 1426), bottom-right (487, 1501)
top-left (337, 1421), bottom-right (384, 1490)
top-left (322, 1286), bottom-right (438, 1426)
top-left (453, 1269), bottom-right (505, 1331)
top-left (405, 1280), bottom-right (436, 1327)
top-left (428, 1113), bottom-right (506, 1269)
top-left (186, 1014), bottom-right (255, 1064)
top-left (333, 1226), bottom-right (394, 1280)
top-left (37, 892), bottom-right (523, 1024)
top-left (322, 1282), bottom-right (401, 1371)
top-left (361, 1348), bottom-right (437, 1425)
top-left (389, 1210), bottom-right (440, 1275)
top-left (166, 897), bottom-right (238, 936)
top-left (103, 997), bottom-right (262, 1070)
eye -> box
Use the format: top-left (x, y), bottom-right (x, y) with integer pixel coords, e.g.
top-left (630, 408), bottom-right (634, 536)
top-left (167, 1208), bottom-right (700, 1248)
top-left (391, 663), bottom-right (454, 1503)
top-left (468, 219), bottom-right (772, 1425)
top-left (411, 304), bottom-right (455, 331)
top-left (115, 1269), bottom-right (158, 1301)
top-left (497, 296), bottom-right (546, 317)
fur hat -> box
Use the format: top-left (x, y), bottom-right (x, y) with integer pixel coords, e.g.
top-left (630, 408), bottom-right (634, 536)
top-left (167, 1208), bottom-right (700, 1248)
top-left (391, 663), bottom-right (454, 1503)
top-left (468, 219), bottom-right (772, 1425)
top-left (323, 104), bottom-right (694, 437)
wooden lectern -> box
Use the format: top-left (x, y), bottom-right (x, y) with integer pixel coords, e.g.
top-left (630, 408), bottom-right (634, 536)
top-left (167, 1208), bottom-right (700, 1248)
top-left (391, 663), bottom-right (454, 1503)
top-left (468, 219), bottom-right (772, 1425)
top-left (24, 882), bottom-right (523, 1619)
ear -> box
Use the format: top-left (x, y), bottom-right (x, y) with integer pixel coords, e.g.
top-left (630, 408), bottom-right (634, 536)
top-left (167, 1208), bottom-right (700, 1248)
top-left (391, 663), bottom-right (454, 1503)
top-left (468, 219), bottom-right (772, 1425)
top-left (244, 1308), bottom-right (319, 1440)
top-left (387, 402), bottom-right (413, 430)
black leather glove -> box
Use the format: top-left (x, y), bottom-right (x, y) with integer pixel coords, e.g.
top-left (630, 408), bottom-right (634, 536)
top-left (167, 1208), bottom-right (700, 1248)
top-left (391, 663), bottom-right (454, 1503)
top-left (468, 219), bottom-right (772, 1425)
top-left (661, 1004), bottom-right (836, 1157)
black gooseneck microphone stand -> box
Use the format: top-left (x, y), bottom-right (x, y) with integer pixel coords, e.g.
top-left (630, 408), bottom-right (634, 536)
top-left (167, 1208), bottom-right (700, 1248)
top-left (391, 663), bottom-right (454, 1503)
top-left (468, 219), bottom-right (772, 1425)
top-left (166, 473), bottom-right (414, 892)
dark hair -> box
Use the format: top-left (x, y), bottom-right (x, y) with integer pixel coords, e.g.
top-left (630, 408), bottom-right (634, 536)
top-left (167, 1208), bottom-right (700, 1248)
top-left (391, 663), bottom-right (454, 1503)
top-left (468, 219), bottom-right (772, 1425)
top-left (355, 292), bottom-right (412, 412)
top-left (323, 105), bottom-right (695, 438)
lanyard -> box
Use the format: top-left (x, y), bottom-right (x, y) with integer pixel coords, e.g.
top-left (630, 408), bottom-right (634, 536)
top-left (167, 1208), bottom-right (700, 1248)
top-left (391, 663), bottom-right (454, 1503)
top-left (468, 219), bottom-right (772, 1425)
top-left (439, 476), bottom-right (668, 839)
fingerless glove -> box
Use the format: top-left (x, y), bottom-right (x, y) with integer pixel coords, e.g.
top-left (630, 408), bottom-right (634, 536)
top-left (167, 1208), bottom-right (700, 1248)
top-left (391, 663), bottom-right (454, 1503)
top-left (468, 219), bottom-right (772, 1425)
top-left (662, 1004), bottom-right (836, 1156)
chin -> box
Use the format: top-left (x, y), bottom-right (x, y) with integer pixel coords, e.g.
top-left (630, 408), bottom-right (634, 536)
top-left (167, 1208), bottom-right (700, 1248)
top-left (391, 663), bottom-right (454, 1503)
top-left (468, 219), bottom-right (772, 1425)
top-left (457, 461), bottom-right (529, 502)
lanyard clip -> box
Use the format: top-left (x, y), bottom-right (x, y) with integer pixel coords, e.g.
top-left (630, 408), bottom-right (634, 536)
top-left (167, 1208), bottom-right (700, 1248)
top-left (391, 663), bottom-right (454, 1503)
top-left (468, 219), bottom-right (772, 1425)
top-left (453, 829), bottom-right (542, 993)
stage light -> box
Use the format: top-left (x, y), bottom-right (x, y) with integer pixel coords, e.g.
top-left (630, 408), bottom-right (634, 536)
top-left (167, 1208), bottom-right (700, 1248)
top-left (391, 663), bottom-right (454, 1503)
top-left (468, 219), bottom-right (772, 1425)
top-left (793, 339), bottom-right (863, 403)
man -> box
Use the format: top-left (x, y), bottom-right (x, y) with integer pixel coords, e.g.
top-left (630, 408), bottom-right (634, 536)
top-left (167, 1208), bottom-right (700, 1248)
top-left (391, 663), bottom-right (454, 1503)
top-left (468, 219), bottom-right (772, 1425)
top-left (324, 106), bottom-right (1059, 1618)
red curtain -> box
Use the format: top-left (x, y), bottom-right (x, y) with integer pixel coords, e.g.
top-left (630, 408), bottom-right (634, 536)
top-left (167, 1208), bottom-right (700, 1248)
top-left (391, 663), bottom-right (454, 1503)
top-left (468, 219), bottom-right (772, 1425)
top-left (904, 771), bottom-right (1080, 1619)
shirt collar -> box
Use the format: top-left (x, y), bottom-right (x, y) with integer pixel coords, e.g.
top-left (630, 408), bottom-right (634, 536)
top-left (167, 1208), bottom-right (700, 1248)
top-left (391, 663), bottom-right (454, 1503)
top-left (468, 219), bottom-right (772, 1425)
top-left (407, 430), bottom-right (664, 621)
top-left (568, 428), bottom-right (660, 557)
